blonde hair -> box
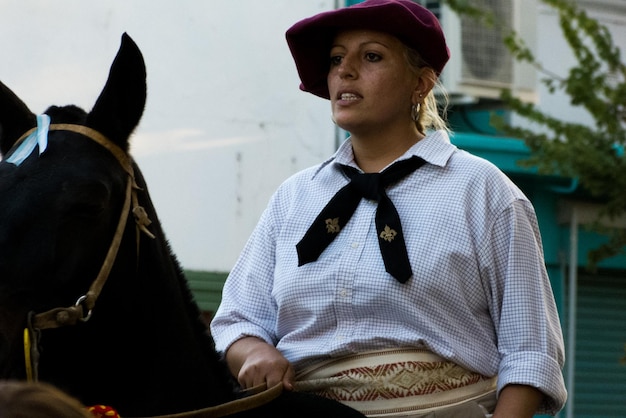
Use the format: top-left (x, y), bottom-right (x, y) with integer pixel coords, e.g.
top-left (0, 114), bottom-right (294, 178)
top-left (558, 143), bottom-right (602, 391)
top-left (404, 45), bottom-right (450, 134)
top-left (0, 381), bottom-right (92, 418)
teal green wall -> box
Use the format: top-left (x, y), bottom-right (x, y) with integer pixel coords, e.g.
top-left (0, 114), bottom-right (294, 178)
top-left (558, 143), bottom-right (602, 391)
top-left (185, 270), bottom-right (228, 314)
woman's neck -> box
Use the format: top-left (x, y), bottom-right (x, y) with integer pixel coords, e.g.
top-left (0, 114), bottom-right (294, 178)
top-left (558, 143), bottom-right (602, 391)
top-left (350, 127), bottom-right (424, 173)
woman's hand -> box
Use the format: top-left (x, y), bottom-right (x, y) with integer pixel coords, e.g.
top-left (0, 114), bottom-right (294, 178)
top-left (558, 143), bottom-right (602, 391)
top-left (225, 336), bottom-right (295, 391)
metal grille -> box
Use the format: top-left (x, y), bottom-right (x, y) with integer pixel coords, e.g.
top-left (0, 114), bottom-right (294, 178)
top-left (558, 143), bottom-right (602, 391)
top-left (566, 272), bottom-right (626, 417)
top-left (460, 0), bottom-right (514, 85)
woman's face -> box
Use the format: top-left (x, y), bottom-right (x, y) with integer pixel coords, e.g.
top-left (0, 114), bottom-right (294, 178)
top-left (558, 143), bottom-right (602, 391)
top-left (327, 29), bottom-right (421, 136)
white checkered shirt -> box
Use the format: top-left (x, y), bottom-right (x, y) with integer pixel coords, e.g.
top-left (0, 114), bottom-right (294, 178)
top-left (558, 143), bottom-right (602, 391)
top-left (211, 130), bottom-right (567, 414)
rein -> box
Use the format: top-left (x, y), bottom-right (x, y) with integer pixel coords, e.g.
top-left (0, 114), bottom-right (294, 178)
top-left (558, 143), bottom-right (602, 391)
top-left (132, 383), bottom-right (284, 418)
top-left (15, 124), bottom-right (155, 382)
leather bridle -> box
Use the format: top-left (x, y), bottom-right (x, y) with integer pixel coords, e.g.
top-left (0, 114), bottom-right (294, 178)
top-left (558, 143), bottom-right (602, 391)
top-left (11, 123), bottom-right (154, 382)
top-left (13, 124), bottom-right (285, 417)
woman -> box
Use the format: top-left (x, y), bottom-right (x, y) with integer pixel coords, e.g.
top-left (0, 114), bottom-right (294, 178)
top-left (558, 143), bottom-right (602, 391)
top-left (211, 1), bottom-right (567, 416)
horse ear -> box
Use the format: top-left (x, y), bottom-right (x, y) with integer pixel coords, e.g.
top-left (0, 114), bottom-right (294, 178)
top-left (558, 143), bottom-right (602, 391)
top-left (86, 33), bottom-right (147, 150)
top-left (0, 81), bottom-right (36, 156)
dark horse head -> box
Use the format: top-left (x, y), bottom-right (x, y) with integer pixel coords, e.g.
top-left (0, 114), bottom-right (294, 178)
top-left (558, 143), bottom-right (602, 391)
top-left (0, 35), bottom-right (365, 418)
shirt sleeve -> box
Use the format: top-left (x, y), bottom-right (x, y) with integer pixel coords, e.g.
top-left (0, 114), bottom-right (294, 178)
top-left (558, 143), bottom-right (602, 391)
top-left (480, 199), bottom-right (567, 415)
top-left (210, 204), bottom-right (279, 354)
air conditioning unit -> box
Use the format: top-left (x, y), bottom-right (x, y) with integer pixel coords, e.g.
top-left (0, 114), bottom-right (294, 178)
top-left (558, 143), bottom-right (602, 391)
top-left (429, 0), bottom-right (539, 104)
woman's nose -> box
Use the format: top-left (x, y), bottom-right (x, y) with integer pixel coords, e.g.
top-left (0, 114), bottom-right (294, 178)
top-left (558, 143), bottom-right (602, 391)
top-left (337, 57), bottom-right (357, 79)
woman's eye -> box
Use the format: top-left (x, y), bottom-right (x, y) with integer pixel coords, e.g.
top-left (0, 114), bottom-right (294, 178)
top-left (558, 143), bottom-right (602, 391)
top-left (365, 52), bottom-right (382, 62)
top-left (330, 55), bottom-right (342, 66)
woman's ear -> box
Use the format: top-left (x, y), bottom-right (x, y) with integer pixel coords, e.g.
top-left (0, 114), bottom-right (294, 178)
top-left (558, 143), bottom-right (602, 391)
top-left (413, 67), bottom-right (436, 103)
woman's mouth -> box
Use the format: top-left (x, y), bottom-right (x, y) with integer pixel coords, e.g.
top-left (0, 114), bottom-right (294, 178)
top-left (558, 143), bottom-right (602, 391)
top-left (339, 93), bottom-right (360, 101)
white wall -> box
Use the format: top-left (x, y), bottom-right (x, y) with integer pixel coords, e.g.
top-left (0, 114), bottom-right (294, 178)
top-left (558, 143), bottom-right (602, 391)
top-left (0, 1), bottom-right (337, 271)
top-left (534, 1), bottom-right (626, 125)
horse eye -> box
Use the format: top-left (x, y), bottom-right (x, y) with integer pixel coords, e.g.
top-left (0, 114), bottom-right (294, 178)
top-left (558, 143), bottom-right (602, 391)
top-left (61, 181), bottom-right (111, 218)
top-left (72, 200), bottom-right (107, 217)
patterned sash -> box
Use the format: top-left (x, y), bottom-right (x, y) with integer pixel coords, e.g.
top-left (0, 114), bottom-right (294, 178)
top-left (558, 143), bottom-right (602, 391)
top-left (295, 349), bottom-right (497, 417)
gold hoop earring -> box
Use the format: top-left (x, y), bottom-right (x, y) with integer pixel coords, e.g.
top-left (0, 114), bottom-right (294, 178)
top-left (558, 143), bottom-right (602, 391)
top-left (411, 92), bottom-right (425, 122)
top-left (411, 103), bottom-right (421, 122)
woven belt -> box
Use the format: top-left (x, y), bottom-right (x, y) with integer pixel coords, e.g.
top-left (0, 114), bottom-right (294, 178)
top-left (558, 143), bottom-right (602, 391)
top-left (295, 349), bottom-right (497, 417)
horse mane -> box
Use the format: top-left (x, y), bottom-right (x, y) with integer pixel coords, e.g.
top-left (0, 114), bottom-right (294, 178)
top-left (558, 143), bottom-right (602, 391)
top-left (131, 161), bottom-right (230, 378)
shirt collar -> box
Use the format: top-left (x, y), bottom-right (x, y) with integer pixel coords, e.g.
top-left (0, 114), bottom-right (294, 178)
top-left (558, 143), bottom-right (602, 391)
top-left (311, 130), bottom-right (457, 179)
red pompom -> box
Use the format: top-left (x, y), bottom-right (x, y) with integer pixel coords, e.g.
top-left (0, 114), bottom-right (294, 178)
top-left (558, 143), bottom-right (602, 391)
top-left (87, 404), bottom-right (121, 418)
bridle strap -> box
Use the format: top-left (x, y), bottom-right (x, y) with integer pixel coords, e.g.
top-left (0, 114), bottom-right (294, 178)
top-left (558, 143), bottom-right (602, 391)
top-left (30, 176), bottom-right (134, 330)
top-left (21, 123), bottom-right (153, 332)
top-left (29, 124), bottom-right (141, 332)
top-left (23, 123), bottom-right (153, 383)
top-left (13, 124), bottom-right (133, 177)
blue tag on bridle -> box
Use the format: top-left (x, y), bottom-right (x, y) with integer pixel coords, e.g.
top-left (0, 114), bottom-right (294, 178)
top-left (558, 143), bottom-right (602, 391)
top-left (5, 114), bottom-right (50, 166)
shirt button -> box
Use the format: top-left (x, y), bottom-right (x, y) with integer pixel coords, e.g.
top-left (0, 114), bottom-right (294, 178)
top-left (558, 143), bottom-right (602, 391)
top-left (339, 289), bottom-right (348, 297)
top-left (351, 242), bottom-right (359, 248)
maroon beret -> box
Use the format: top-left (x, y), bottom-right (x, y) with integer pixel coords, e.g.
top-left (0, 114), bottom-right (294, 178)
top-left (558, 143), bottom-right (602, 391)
top-left (286, 0), bottom-right (450, 99)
